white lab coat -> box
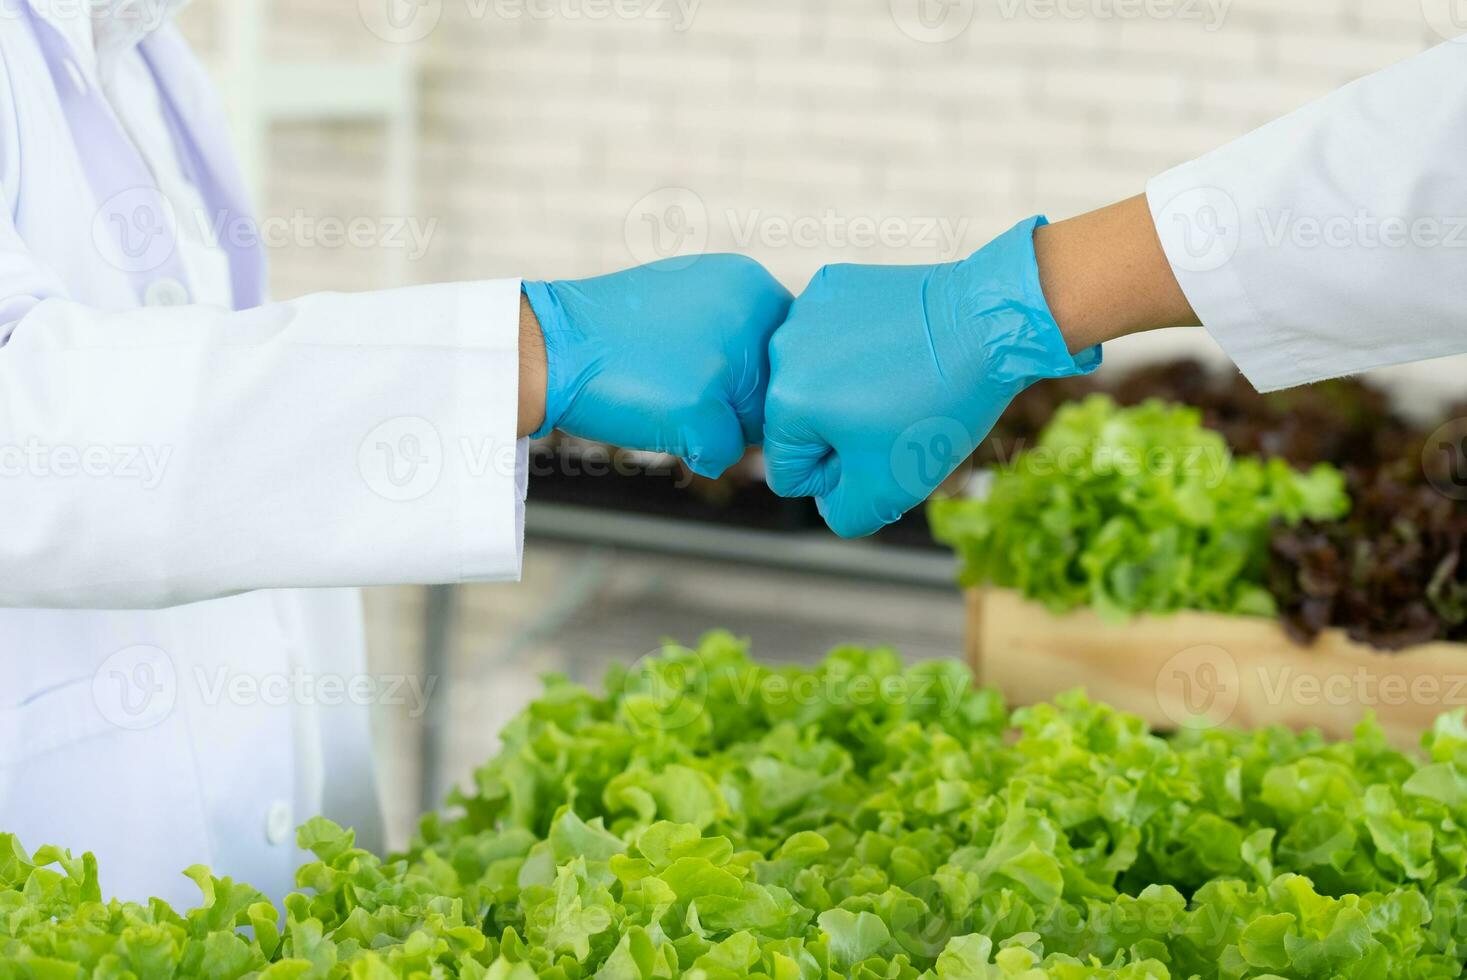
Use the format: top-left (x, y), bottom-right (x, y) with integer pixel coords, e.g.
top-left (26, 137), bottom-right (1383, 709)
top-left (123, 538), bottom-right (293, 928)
top-left (0, 0), bottom-right (526, 908)
top-left (1148, 37), bottom-right (1467, 392)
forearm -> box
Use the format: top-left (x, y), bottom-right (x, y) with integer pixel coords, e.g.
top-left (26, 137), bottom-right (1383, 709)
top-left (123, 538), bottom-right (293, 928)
top-left (1141, 38), bottom-right (1467, 391)
top-left (1034, 194), bottom-right (1200, 354)
top-left (518, 292), bottom-right (547, 438)
top-left (0, 281), bottom-right (526, 607)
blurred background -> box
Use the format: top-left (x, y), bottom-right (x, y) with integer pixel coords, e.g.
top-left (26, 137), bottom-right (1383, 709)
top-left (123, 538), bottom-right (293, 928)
top-left (170, 0), bottom-right (1461, 845)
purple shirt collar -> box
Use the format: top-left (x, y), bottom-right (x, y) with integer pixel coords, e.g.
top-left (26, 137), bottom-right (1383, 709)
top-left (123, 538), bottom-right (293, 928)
top-left (15, 0), bottom-right (265, 310)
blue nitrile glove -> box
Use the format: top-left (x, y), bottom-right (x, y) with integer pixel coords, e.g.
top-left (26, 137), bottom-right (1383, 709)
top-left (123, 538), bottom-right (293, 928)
top-left (523, 255), bottom-right (793, 478)
top-left (763, 216), bottom-right (1101, 537)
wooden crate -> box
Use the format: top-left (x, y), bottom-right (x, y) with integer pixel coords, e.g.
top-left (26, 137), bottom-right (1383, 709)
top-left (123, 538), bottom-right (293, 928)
top-left (966, 588), bottom-right (1467, 751)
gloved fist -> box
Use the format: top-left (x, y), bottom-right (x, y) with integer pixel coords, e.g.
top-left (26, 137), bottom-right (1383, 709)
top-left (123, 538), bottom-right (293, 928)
top-left (524, 255), bottom-right (793, 478)
top-left (763, 216), bottom-right (1101, 538)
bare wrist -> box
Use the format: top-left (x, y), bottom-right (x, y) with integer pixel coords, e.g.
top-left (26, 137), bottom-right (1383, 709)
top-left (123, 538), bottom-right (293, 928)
top-left (518, 292), bottom-right (547, 439)
top-left (1035, 195), bottom-right (1200, 354)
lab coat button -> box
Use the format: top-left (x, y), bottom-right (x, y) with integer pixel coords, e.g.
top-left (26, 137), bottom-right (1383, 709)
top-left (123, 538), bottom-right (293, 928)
top-left (266, 801), bottom-right (293, 845)
top-left (144, 278), bottom-right (190, 307)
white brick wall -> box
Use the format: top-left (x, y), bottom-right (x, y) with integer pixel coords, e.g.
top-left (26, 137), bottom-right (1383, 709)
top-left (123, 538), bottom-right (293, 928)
top-left (173, 0), bottom-right (1463, 409)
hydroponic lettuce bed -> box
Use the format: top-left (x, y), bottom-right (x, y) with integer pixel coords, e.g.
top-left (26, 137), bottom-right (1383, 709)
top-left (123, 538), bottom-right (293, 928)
top-left (8, 635), bottom-right (1467, 979)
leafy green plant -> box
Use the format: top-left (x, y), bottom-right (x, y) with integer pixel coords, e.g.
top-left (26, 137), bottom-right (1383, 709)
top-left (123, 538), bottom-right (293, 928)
top-left (7, 634), bottom-right (1467, 978)
top-left (930, 395), bottom-right (1350, 620)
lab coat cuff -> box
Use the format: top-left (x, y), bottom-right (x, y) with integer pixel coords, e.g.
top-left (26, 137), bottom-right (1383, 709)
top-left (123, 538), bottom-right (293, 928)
top-left (457, 277), bottom-right (526, 582)
top-left (1146, 169), bottom-right (1307, 393)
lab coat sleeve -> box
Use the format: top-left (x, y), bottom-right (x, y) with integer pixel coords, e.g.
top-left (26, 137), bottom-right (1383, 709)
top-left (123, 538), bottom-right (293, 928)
top-left (0, 236), bottom-right (529, 608)
top-left (1146, 38), bottom-right (1467, 392)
